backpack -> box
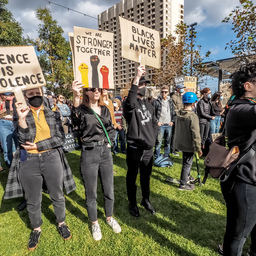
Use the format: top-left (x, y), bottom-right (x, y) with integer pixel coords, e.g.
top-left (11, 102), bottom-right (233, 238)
top-left (154, 155), bottom-right (173, 167)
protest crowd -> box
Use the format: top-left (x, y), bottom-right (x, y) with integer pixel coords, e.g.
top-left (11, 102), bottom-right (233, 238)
top-left (1, 62), bottom-right (256, 256)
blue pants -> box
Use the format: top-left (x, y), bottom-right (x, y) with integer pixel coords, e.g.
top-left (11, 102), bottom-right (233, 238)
top-left (210, 116), bottom-right (221, 134)
top-left (155, 125), bottom-right (172, 158)
top-left (221, 180), bottom-right (256, 256)
top-left (0, 120), bottom-right (18, 167)
top-left (113, 129), bottom-right (126, 154)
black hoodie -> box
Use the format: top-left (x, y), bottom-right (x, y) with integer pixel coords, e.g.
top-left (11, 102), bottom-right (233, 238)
top-left (123, 84), bottom-right (158, 149)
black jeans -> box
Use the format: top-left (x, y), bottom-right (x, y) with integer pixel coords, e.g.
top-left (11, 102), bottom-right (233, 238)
top-left (180, 152), bottom-right (194, 185)
top-left (80, 144), bottom-right (114, 222)
top-left (199, 121), bottom-right (210, 146)
top-left (19, 149), bottom-right (66, 229)
top-left (221, 180), bottom-right (256, 256)
top-left (126, 144), bottom-right (153, 206)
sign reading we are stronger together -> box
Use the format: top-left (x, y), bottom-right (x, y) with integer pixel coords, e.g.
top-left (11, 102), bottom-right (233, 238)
top-left (0, 46), bottom-right (45, 93)
top-left (119, 17), bottom-right (161, 69)
top-left (70, 26), bottom-right (114, 89)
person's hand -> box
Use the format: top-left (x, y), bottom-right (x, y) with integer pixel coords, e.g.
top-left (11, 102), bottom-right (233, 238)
top-left (15, 102), bottom-right (30, 119)
top-left (117, 124), bottom-right (122, 130)
top-left (136, 65), bottom-right (146, 78)
top-left (158, 122), bottom-right (162, 127)
top-left (212, 116), bottom-right (215, 120)
top-left (198, 150), bottom-right (203, 157)
top-left (169, 122), bottom-right (174, 126)
top-left (21, 142), bottom-right (38, 150)
top-left (72, 80), bottom-right (83, 98)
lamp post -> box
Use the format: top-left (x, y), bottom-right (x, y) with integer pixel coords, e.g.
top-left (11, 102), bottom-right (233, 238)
top-left (189, 22), bottom-right (197, 76)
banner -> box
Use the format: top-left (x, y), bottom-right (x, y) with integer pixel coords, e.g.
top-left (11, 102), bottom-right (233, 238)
top-left (184, 76), bottom-right (197, 93)
top-left (119, 17), bottom-right (161, 69)
top-left (220, 81), bottom-right (232, 106)
top-left (72, 26), bottom-right (114, 89)
top-left (0, 46), bottom-right (45, 93)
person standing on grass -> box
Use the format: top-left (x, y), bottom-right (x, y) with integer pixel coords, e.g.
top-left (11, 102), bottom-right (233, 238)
top-left (173, 92), bottom-right (202, 191)
top-left (123, 65), bottom-right (158, 218)
top-left (153, 85), bottom-right (175, 159)
top-left (57, 94), bottom-right (71, 134)
top-left (220, 62), bottom-right (256, 256)
top-left (4, 87), bottom-right (76, 251)
top-left (210, 92), bottom-right (224, 135)
top-left (72, 81), bottom-right (121, 241)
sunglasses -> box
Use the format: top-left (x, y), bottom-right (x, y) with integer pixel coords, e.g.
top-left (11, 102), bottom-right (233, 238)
top-left (161, 91), bottom-right (168, 94)
top-left (59, 97), bottom-right (65, 99)
top-left (86, 88), bottom-right (102, 92)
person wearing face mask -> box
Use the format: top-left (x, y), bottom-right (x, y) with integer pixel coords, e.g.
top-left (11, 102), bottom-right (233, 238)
top-left (123, 66), bottom-right (158, 217)
top-left (196, 87), bottom-right (215, 150)
top-left (210, 92), bottom-right (224, 135)
top-left (4, 87), bottom-right (76, 251)
top-left (57, 94), bottom-right (71, 134)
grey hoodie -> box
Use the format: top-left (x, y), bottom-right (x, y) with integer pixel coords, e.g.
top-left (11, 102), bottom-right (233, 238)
top-left (173, 108), bottom-right (201, 153)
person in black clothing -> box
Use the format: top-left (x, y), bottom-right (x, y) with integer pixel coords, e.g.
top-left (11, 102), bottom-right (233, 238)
top-left (220, 62), bottom-right (256, 256)
top-left (123, 65), bottom-right (158, 217)
top-left (196, 87), bottom-right (215, 149)
top-left (72, 81), bottom-right (121, 241)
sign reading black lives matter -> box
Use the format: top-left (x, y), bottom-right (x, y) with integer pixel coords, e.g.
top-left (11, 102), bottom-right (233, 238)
top-left (119, 17), bottom-right (161, 69)
top-left (0, 46), bottom-right (46, 93)
top-left (71, 26), bottom-right (114, 89)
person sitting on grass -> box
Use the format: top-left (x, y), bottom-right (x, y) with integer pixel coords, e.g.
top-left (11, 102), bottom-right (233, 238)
top-left (173, 92), bottom-right (202, 191)
top-left (4, 87), bottom-right (76, 251)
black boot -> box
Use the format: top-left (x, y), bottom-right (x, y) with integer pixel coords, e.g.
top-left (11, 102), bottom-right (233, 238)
top-left (129, 204), bottom-right (140, 217)
top-left (141, 198), bottom-right (156, 215)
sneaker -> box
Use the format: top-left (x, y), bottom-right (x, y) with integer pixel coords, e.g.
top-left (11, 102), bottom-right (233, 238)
top-left (106, 217), bottom-right (122, 233)
top-left (172, 152), bottom-right (179, 156)
top-left (58, 223), bottom-right (71, 240)
top-left (178, 184), bottom-right (195, 191)
top-left (92, 222), bottom-right (102, 241)
top-left (28, 230), bottom-right (41, 251)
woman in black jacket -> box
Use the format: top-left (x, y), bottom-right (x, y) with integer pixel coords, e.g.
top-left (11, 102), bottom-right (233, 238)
top-left (72, 81), bottom-right (121, 241)
top-left (221, 62), bottom-right (256, 256)
top-left (196, 87), bottom-right (215, 149)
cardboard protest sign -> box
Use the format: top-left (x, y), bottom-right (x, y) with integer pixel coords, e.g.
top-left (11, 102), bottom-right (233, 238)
top-left (63, 132), bottom-right (81, 153)
top-left (72, 26), bottom-right (114, 89)
top-left (0, 46), bottom-right (45, 94)
top-left (220, 81), bottom-right (232, 106)
top-left (184, 76), bottom-right (197, 93)
top-left (68, 32), bottom-right (76, 77)
top-left (119, 17), bottom-right (161, 69)
top-left (211, 133), bottom-right (221, 142)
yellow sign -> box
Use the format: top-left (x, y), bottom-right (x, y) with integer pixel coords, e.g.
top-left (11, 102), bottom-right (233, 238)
top-left (119, 17), bottom-right (161, 69)
top-left (71, 26), bottom-right (114, 89)
top-left (0, 46), bottom-right (45, 93)
top-left (184, 76), bottom-right (197, 93)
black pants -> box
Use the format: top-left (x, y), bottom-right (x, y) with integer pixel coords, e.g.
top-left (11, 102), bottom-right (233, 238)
top-left (180, 152), bottom-right (194, 185)
top-left (199, 122), bottom-right (210, 147)
top-left (19, 149), bottom-right (65, 229)
top-left (80, 144), bottom-right (114, 222)
top-left (126, 144), bottom-right (153, 206)
top-left (221, 180), bottom-right (256, 256)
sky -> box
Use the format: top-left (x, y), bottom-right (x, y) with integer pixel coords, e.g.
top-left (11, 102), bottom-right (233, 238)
top-left (6, 0), bottom-right (255, 91)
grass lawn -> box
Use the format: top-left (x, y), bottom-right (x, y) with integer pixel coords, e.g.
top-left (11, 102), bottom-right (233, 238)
top-left (0, 150), bottom-right (248, 255)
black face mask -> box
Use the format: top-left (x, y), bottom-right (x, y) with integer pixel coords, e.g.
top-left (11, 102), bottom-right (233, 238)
top-left (138, 87), bottom-right (146, 97)
top-left (27, 96), bottom-right (43, 108)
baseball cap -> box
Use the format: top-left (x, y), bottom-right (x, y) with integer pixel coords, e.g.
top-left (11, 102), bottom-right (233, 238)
top-left (176, 84), bottom-right (185, 89)
top-left (139, 76), bottom-right (150, 85)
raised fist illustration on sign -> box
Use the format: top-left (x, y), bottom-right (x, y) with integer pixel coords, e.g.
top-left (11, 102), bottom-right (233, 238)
top-left (78, 63), bottom-right (89, 88)
top-left (100, 65), bottom-right (109, 89)
top-left (90, 55), bottom-right (100, 88)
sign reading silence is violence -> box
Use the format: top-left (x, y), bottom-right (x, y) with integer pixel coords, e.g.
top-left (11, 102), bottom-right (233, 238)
top-left (119, 16), bottom-right (161, 69)
top-left (0, 46), bottom-right (46, 104)
top-left (69, 27), bottom-right (114, 89)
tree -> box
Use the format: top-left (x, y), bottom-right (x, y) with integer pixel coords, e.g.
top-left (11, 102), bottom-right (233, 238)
top-left (222, 0), bottom-right (256, 60)
top-left (152, 23), bottom-right (211, 88)
top-left (0, 0), bottom-right (24, 46)
top-left (30, 7), bottom-right (73, 98)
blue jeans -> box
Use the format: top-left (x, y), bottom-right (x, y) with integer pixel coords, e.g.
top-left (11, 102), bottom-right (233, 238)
top-left (0, 120), bottom-right (18, 167)
top-left (210, 116), bottom-right (221, 134)
top-left (221, 180), bottom-right (256, 256)
top-left (113, 129), bottom-right (126, 154)
top-left (155, 125), bottom-right (172, 158)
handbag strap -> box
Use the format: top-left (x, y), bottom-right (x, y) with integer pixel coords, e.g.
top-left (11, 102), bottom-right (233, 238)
top-left (90, 107), bottom-right (112, 146)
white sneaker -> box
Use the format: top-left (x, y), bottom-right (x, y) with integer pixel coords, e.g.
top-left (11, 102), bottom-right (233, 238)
top-left (92, 222), bottom-right (102, 241)
top-left (106, 217), bottom-right (121, 233)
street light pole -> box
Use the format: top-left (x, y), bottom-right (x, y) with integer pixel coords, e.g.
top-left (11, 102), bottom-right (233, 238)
top-left (189, 22), bottom-right (197, 76)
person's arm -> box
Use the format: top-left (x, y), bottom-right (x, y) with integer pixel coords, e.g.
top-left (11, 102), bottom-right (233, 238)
top-left (190, 115), bottom-right (202, 154)
top-left (63, 104), bottom-right (71, 117)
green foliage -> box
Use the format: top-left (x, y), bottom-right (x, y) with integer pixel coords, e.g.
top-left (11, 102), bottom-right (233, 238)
top-left (30, 7), bottom-right (73, 98)
top-left (222, 0), bottom-right (256, 59)
top-left (0, 151), bottom-right (246, 256)
top-left (153, 23), bottom-right (211, 87)
top-left (0, 0), bottom-right (24, 46)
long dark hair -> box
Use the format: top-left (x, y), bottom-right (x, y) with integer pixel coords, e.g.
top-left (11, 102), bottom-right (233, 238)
top-left (211, 92), bottom-right (222, 107)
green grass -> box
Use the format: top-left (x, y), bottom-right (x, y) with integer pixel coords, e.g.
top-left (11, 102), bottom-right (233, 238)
top-left (0, 151), bottom-right (241, 255)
